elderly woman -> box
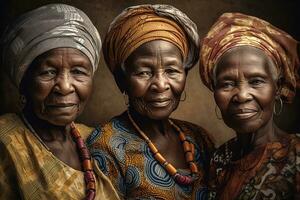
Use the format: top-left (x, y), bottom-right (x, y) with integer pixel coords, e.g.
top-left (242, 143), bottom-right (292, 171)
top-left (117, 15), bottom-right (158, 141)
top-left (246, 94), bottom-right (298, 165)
top-left (87, 4), bottom-right (214, 200)
top-left (199, 13), bottom-right (300, 200)
top-left (0, 4), bottom-right (119, 200)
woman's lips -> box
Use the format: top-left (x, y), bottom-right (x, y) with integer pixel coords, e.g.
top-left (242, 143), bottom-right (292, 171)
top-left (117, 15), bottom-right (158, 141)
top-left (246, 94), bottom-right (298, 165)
top-left (148, 99), bottom-right (171, 108)
top-left (47, 103), bottom-right (76, 107)
top-left (231, 109), bottom-right (258, 120)
top-left (46, 103), bottom-right (78, 111)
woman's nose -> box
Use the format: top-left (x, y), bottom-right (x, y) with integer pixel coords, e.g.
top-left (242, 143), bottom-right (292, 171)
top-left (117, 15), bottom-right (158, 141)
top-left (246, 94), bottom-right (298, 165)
top-left (232, 84), bottom-right (253, 103)
top-left (150, 73), bottom-right (170, 92)
top-left (53, 73), bottom-right (75, 95)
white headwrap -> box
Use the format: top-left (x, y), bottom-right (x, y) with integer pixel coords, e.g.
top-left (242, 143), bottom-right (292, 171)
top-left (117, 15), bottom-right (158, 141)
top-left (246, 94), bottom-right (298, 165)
top-left (1, 4), bottom-right (102, 88)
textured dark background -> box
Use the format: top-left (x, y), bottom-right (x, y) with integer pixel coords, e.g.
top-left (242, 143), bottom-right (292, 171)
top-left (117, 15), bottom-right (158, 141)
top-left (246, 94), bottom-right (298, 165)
top-left (1, 0), bottom-right (299, 146)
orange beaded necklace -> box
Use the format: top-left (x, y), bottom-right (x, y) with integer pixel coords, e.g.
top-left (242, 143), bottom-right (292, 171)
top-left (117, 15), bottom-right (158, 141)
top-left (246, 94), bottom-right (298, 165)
top-left (127, 110), bottom-right (199, 185)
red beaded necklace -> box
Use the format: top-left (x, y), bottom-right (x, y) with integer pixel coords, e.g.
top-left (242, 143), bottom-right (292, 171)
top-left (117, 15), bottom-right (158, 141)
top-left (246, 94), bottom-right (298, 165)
top-left (127, 110), bottom-right (199, 185)
top-left (70, 122), bottom-right (96, 200)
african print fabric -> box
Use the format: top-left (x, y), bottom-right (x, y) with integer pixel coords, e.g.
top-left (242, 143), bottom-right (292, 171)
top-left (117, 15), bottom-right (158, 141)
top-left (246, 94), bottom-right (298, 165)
top-left (103, 4), bottom-right (200, 73)
top-left (87, 112), bottom-right (215, 200)
top-left (209, 134), bottom-right (300, 200)
top-left (0, 113), bottom-right (119, 200)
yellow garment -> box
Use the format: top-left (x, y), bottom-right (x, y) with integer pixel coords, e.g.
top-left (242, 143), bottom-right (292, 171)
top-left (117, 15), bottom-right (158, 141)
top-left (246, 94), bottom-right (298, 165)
top-left (0, 113), bottom-right (120, 200)
top-left (103, 6), bottom-right (189, 73)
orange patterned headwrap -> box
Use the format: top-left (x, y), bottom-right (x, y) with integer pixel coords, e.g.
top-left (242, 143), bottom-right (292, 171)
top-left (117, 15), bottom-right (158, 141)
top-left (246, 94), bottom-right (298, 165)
top-left (103, 4), bottom-right (199, 73)
top-left (199, 12), bottom-right (299, 103)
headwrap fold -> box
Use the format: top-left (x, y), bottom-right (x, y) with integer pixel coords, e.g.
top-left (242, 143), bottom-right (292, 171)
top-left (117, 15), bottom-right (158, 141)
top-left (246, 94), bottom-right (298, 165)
top-left (1, 4), bottom-right (101, 88)
top-left (103, 4), bottom-right (199, 73)
top-left (199, 12), bottom-right (300, 103)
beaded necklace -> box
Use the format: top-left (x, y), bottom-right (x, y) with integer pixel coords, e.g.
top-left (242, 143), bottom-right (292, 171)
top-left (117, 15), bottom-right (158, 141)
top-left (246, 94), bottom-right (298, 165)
top-left (127, 110), bottom-right (199, 185)
top-left (22, 114), bottom-right (96, 200)
top-left (70, 122), bottom-right (96, 200)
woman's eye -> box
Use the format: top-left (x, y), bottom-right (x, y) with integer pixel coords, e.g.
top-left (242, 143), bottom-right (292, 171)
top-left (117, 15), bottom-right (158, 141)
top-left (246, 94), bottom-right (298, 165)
top-left (224, 82), bottom-right (234, 88)
top-left (250, 79), bottom-right (265, 86)
top-left (38, 69), bottom-right (57, 79)
top-left (72, 69), bottom-right (85, 75)
top-left (136, 71), bottom-right (152, 77)
top-left (165, 68), bottom-right (180, 75)
top-left (217, 81), bottom-right (235, 89)
top-left (71, 67), bottom-right (91, 78)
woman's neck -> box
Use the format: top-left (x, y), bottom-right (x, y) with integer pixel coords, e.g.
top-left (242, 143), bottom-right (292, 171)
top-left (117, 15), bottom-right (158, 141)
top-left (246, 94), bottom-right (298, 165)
top-left (22, 108), bottom-right (70, 142)
top-left (236, 117), bottom-right (285, 155)
top-left (128, 108), bottom-right (173, 140)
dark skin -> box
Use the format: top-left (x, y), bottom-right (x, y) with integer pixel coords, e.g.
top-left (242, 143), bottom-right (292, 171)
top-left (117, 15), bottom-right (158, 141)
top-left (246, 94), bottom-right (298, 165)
top-left (123, 40), bottom-right (188, 169)
top-left (213, 46), bottom-right (286, 156)
top-left (21, 48), bottom-right (93, 170)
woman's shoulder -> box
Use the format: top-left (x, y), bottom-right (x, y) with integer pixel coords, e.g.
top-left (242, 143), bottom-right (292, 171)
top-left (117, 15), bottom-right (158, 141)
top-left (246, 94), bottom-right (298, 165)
top-left (86, 113), bottom-right (138, 173)
top-left (290, 133), bottom-right (300, 143)
top-left (171, 118), bottom-right (206, 133)
top-left (86, 112), bottom-right (135, 147)
top-left (210, 137), bottom-right (236, 170)
top-left (285, 133), bottom-right (300, 152)
top-left (0, 113), bottom-right (24, 141)
top-left (213, 137), bottom-right (236, 152)
top-left (74, 123), bottom-right (93, 140)
top-left (269, 133), bottom-right (300, 155)
top-left (212, 133), bottom-right (300, 165)
top-left (0, 113), bottom-right (22, 127)
top-left (171, 118), bottom-right (215, 150)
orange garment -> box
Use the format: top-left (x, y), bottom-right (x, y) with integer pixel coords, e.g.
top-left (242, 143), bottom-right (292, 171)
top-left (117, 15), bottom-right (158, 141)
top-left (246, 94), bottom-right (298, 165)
top-left (103, 5), bottom-right (189, 73)
top-left (209, 134), bottom-right (300, 200)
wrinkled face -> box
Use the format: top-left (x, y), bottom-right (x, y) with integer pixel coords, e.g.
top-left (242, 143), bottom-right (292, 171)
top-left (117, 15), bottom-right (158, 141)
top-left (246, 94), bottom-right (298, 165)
top-left (213, 46), bottom-right (279, 134)
top-left (23, 48), bottom-right (93, 126)
top-left (123, 40), bottom-right (186, 120)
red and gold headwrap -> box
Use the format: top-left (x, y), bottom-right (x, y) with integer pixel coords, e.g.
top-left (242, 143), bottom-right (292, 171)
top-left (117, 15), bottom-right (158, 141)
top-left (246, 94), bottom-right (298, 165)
top-left (103, 4), bottom-right (199, 73)
top-left (199, 12), bottom-right (299, 103)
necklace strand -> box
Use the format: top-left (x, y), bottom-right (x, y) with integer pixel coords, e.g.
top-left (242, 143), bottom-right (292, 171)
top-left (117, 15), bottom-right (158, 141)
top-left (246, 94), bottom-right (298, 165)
top-left (70, 122), bottom-right (96, 200)
top-left (127, 110), bottom-right (199, 185)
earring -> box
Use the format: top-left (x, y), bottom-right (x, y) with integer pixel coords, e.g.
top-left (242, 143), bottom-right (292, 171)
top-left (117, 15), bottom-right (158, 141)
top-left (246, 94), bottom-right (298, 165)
top-left (273, 96), bottom-right (283, 116)
top-left (19, 94), bottom-right (27, 110)
top-left (215, 105), bottom-right (222, 120)
top-left (180, 91), bottom-right (186, 102)
top-left (123, 91), bottom-right (129, 106)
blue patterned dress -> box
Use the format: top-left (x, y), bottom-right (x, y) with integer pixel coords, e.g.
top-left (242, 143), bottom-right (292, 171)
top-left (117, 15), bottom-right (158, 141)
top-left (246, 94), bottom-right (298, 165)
top-left (87, 112), bottom-right (214, 200)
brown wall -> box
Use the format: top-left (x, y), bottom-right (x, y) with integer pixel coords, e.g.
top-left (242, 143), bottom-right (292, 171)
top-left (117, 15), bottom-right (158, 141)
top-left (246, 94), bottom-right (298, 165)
top-left (1, 0), bottom-right (299, 146)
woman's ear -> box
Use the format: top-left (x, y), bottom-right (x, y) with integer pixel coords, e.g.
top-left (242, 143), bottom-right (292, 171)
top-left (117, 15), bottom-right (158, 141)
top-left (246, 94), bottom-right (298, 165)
top-left (297, 43), bottom-right (300, 88)
top-left (184, 68), bottom-right (189, 76)
top-left (113, 67), bottom-right (128, 93)
top-left (275, 76), bottom-right (284, 97)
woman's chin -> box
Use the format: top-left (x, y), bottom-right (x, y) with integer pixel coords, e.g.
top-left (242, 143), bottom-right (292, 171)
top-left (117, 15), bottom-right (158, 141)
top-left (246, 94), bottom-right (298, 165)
top-left (145, 109), bottom-right (173, 120)
top-left (147, 103), bottom-right (178, 120)
top-left (225, 116), bottom-right (267, 135)
top-left (49, 118), bottom-right (75, 126)
top-left (130, 99), bottom-right (179, 120)
top-left (36, 107), bottom-right (82, 126)
top-left (39, 114), bottom-right (77, 127)
top-left (229, 123), bottom-right (262, 135)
